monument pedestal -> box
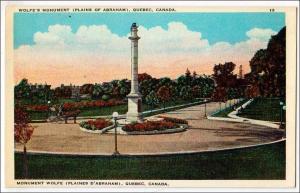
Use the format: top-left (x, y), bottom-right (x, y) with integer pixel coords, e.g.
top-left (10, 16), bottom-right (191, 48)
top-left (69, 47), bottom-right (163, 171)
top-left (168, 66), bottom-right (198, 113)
top-left (126, 94), bottom-right (143, 123)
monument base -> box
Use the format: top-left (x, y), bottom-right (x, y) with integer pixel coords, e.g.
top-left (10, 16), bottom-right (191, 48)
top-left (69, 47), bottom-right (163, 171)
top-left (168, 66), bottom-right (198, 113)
top-left (126, 94), bottom-right (143, 123)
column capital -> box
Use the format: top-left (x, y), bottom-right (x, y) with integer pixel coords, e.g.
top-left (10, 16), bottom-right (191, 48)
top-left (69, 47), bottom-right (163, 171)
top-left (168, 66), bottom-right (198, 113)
top-left (129, 36), bottom-right (140, 41)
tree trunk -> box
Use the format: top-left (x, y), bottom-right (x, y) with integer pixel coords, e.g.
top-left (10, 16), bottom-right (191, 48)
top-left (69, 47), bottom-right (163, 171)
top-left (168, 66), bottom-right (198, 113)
top-left (23, 145), bottom-right (28, 179)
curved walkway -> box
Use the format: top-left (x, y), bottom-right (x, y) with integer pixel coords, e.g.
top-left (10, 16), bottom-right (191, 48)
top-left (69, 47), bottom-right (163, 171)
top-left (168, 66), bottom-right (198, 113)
top-left (15, 102), bottom-right (284, 155)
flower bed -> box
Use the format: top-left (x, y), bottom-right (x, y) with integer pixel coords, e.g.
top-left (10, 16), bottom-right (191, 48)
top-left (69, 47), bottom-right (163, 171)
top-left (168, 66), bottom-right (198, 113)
top-left (157, 116), bottom-right (188, 125)
top-left (79, 118), bottom-right (113, 131)
top-left (122, 120), bottom-right (178, 132)
top-left (25, 104), bottom-right (49, 112)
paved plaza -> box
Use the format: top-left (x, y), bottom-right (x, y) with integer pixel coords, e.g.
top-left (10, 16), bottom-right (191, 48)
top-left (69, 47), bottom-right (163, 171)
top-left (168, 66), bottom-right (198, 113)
top-left (15, 102), bottom-right (283, 155)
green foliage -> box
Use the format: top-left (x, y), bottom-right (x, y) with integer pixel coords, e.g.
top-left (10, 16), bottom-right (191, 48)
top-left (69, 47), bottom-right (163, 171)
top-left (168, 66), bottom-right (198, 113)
top-left (14, 79), bottom-right (31, 99)
top-left (227, 88), bottom-right (239, 100)
top-left (118, 79), bottom-right (130, 98)
top-left (156, 86), bottom-right (171, 105)
top-left (92, 84), bottom-right (104, 98)
top-left (246, 27), bottom-right (286, 97)
top-left (145, 91), bottom-right (159, 108)
top-left (180, 86), bottom-right (192, 100)
top-left (213, 62), bottom-right (237, 88)
top-left (15, 79), bottom-right (53, 104)
top-left (101, 94), bottom-right (110, 101)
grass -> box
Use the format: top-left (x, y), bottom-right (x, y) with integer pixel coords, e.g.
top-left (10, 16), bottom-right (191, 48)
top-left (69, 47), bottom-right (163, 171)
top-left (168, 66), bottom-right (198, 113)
top-left (238, 97), bottom-right (285, 122)
top-left (79, 105), bottom-right (128, 117)
top-left (27, 99), bottom-right (201, 121)
top-left (212, 99), bottom-right (246, 118)
top-left (15, 141), bottom-right (285, 180)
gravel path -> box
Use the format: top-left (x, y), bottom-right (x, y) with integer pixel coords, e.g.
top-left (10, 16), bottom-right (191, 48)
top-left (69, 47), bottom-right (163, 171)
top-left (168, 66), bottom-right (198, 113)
top-left (15, 102), bottom-right (283, 155)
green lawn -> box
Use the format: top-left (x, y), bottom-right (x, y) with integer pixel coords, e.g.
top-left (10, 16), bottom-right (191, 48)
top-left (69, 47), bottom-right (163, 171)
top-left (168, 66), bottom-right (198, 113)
top-left (28, 99), bottom-right (201, 121)
top-left (238, 97), bottom-right (285, 122)
top-left (15, 141), bottom-right (285, 180)
top-left (79, 105), bottom-right (128, 117)
top-left (212, 99), bottom-right (246, 118)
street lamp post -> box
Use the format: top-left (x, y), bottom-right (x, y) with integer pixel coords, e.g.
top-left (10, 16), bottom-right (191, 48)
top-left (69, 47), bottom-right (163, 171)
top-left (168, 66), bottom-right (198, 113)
top-left (47, 100), bottom-right (51, 117)
top-left (112, 112), bottom-right (120, 155)
top-left (279, 102), bottom-right (284, 129)
top-left (204, 99), bottom-right (207, 118)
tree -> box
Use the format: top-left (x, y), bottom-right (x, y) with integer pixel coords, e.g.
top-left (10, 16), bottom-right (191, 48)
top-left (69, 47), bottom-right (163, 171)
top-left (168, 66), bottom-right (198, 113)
top-left (180, 86), bottom-right (193, 101)
top-left (118, 79), bottom-right (130, 98)
top-left (227, 88), bottom-right (239, 106)
top-left (213, 62), bottom-right (237, 88)
top-left (101, 82), bottom-right (113, 95)
top-left (156, 86), bottom-right (171, 109)
top-left (14, 107), bottom-right (34, 178)
top-left (80, 84), bottom-right (94, 95)
top-left (14, 79), bottom-right (31, 99)
top-left (157, 77), bottom-right (172, 88)
top-left (92, 83), bottom-right (104, 99)
top-left (245, 84), bottom-right (261, 98)
top-left (246, 27), bottom-right (286, 97)
top-left (211, 87), bottom-right (227, 110)
top-left (139, 78), bottom-right (157, 100)
top-left (192, 85), bottom-right (201, 98)
top-left (175, 68), bottom-right (193, 88)
top-left (138, 73), bottom-right (152, 82)
top-left (145, 91), bottom-right (159, 112)
top-left (185, 68), bottom-right (193, 86)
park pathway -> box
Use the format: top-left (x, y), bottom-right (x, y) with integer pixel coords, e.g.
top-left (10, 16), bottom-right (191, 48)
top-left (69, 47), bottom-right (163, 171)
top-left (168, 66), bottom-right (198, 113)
top-left (15, 102), bottom-right (284, 155)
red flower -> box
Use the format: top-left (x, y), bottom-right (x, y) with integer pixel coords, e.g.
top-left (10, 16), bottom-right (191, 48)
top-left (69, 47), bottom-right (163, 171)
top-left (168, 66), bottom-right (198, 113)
top-left (123, 120), bottom-right (177, 132)
top-left (26, 105), bottom-right (49, 112)
top-left (84, 118), bottom-right (112, 130)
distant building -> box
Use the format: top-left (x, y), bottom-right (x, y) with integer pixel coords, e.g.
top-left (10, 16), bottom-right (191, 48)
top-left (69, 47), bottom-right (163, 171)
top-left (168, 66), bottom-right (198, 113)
top-left (239, 65), bottom-right (244, 79)
top-left (238, 65), bottom-right (244, 79)
top-left (70, 84), bottom-right (80, 99)
top-left (29, 83), bottom-right (51, 92)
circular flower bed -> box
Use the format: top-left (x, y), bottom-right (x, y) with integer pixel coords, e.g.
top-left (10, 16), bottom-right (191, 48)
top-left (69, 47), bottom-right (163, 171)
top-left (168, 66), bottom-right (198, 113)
top-left (79, 118), bottom-right (113, 131)
top-left (122, 120), bottom-right (179, 132)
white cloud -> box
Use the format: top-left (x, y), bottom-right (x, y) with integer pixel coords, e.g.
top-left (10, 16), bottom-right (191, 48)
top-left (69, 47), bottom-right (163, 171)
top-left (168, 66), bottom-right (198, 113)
top-left (14, 23), bottom-right (277, 85)
top-left (246, 28), bottom-right (276, 41)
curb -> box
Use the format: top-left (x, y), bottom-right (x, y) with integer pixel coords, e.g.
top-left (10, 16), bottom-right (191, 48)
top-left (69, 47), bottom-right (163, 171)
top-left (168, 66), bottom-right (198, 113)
top-left (121, 124), bottom-right (188, 135)
top-left (79, 125), bottom-right (115, 134)
top-left (14, 138), bottom-right (286, 157)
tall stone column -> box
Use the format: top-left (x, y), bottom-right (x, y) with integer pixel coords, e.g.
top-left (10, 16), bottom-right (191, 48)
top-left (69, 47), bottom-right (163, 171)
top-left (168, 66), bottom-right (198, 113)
top-left (126, 23), bottom-right (143, 123)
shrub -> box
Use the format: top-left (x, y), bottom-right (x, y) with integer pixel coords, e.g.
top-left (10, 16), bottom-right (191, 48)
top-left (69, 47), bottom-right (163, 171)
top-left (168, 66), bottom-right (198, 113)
top-left (80, 118), bottom-right (112, 130)
top-left (102, 94), bottom-right (110, 101)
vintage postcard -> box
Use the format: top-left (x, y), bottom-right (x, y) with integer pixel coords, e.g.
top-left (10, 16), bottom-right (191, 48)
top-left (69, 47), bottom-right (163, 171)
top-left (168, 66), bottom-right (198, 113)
top-left (2, 1), bottom-right (298, 191)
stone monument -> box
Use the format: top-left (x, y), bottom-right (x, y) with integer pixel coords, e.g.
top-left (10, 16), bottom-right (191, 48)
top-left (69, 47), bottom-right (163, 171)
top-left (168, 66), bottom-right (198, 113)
top-left (126, 23), bottom-right (143, 123)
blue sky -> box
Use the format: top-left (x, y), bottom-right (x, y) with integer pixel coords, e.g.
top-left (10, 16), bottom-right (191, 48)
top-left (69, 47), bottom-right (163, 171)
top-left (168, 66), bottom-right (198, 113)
top-left (14, 12), bottom-right (285, 49)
